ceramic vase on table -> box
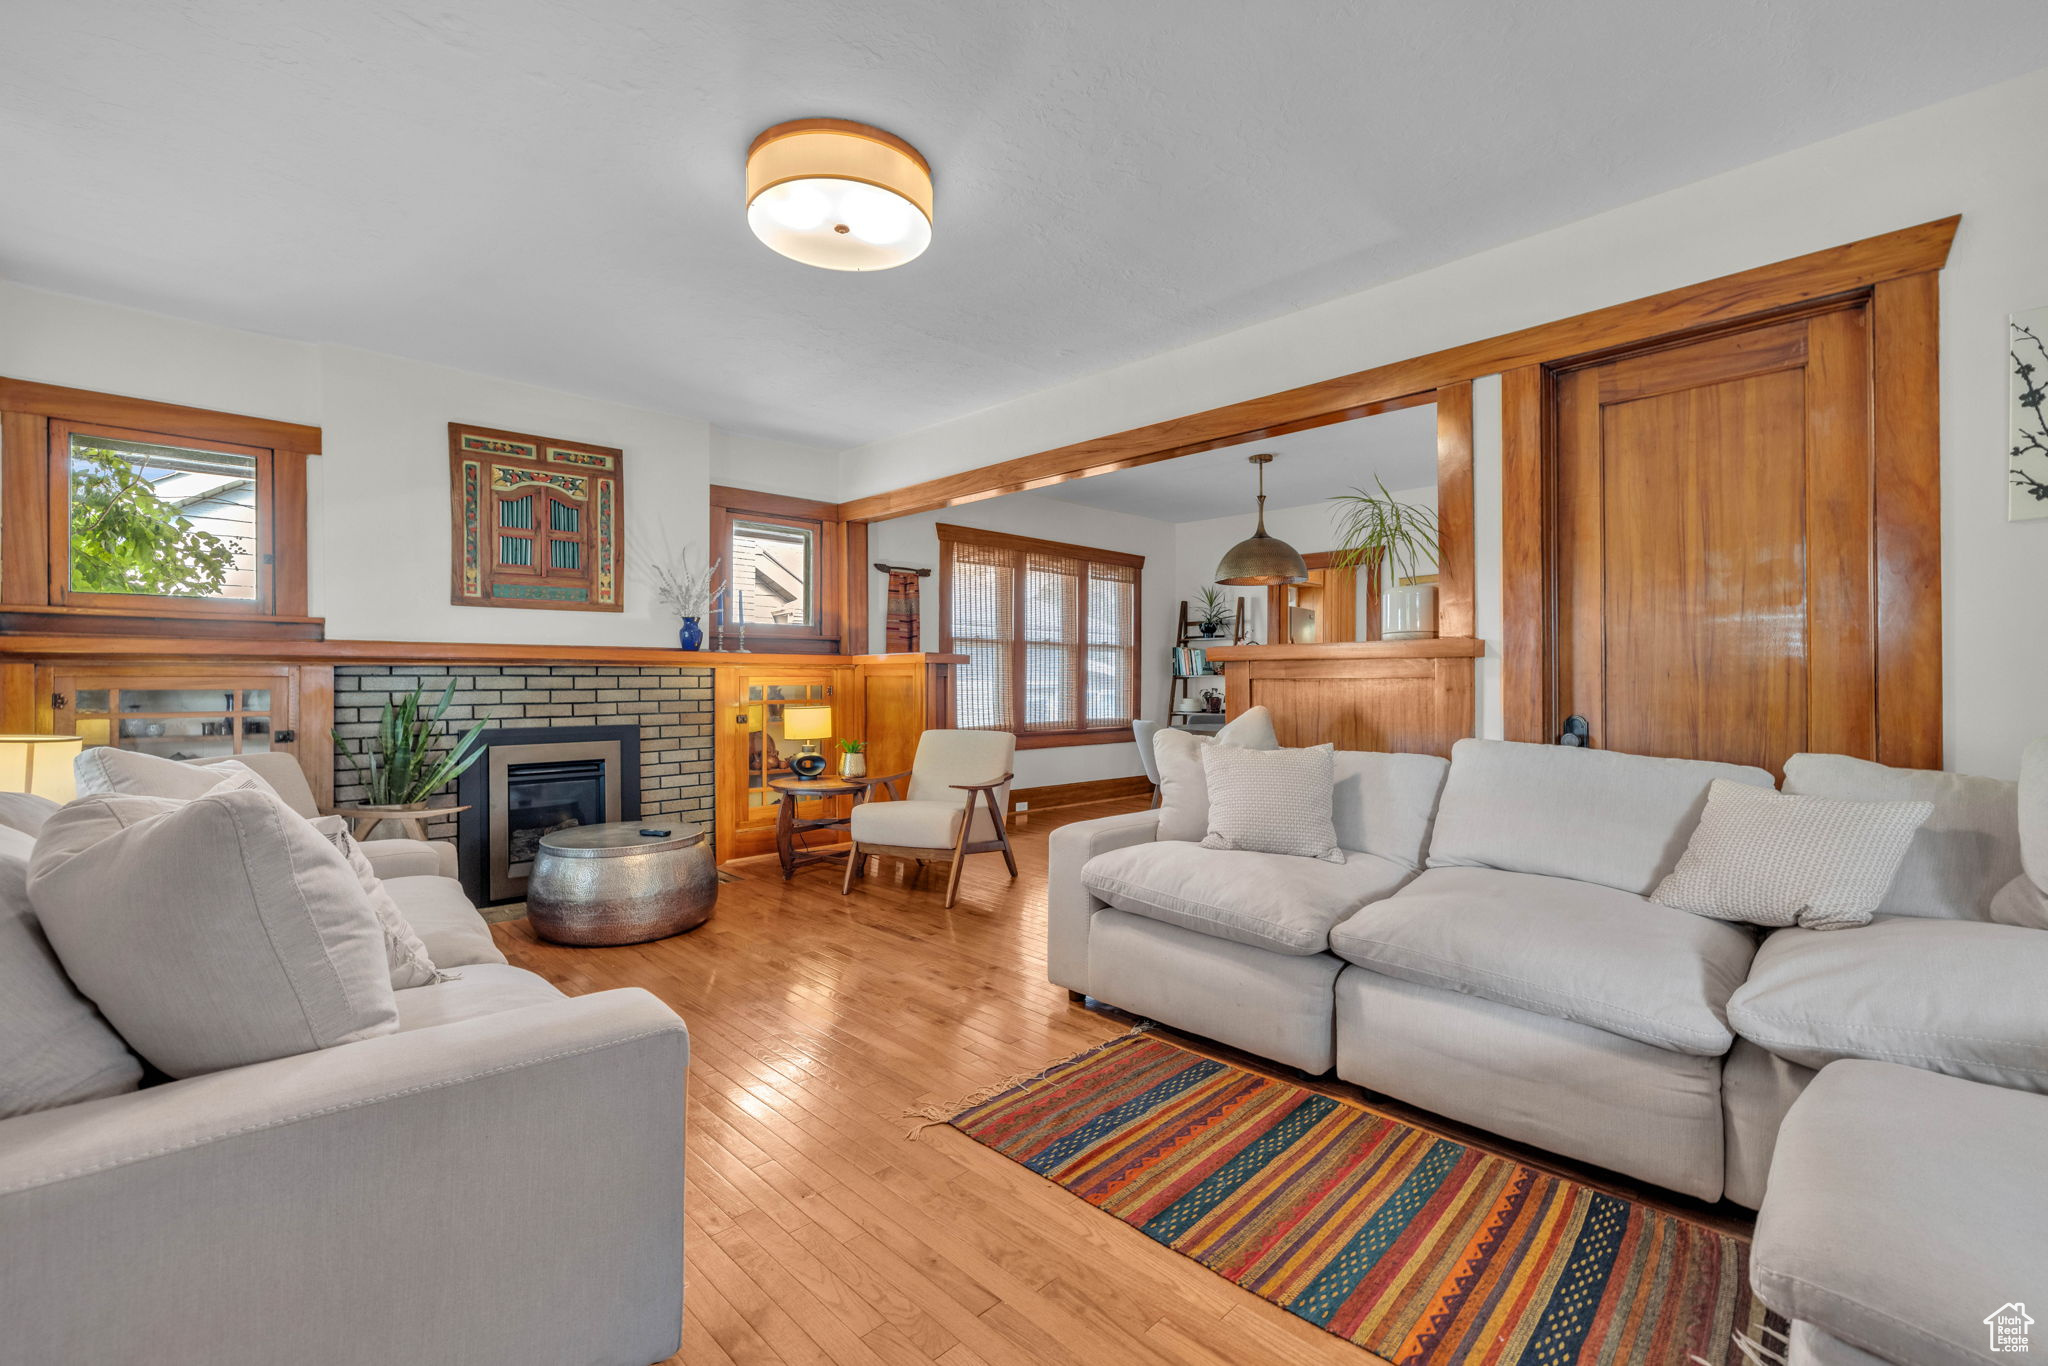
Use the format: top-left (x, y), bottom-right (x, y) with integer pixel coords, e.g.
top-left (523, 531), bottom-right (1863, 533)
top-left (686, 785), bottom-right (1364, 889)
top-left (678, 617), bottom-right (703, 651)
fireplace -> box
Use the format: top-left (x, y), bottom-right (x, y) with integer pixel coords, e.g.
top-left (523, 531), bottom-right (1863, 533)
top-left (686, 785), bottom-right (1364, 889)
top-left (457, 725), bottom-right (639, 904)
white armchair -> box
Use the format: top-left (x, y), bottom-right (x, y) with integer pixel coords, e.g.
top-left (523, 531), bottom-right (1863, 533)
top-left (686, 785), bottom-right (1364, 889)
top-left (841, 730), bottom-right (1017, 908)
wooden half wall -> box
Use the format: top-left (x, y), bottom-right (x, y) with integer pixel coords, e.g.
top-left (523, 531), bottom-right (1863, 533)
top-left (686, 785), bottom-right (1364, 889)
top-left (1205, 639), bottom-right (1483, 756)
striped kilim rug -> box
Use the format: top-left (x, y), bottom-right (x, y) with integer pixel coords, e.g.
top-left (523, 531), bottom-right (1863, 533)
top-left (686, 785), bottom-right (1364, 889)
top-left (949, 1033), bottom-right (1782, 1365)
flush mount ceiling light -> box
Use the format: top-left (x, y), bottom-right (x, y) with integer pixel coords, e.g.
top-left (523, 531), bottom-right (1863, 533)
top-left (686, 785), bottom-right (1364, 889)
top-left (1214, 453), bottom-right (1310, 586)
top-left (745, 118), bottom-right (933, 271)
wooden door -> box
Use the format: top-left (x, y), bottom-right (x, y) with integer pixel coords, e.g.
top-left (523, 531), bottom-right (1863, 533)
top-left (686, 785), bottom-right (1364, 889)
top-left (1551, 310), bottom-right (1876, 775)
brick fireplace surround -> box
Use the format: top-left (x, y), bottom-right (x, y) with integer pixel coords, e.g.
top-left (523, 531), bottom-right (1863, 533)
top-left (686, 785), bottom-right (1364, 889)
top-left (332, 663), bottom-right (715, 853)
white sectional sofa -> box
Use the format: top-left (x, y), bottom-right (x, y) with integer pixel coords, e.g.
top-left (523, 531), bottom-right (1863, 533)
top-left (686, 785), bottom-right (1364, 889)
top-left (1050, 736), bottom-right (2044, 1210)
top-left (0, 771), bottom-right (690, 1365)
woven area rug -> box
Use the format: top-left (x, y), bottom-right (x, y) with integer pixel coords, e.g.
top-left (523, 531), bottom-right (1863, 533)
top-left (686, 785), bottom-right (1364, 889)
top-left (949, 1033), bottom-right (1782, 1366)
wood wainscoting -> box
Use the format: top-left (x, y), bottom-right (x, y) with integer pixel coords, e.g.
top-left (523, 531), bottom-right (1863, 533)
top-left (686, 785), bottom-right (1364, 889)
top-left (1206, 638), bottom-right (1482, 756)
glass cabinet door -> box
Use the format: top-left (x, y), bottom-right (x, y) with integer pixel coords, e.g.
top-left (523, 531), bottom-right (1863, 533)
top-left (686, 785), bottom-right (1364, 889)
top-left (56, 673), bottom-right (293, 764)
top-left (742, 680), bottom-right (836, 816)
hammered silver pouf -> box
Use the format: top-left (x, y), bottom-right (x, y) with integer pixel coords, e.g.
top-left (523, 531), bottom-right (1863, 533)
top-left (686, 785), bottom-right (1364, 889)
top-left (527, 821), bottom-right (716, 946)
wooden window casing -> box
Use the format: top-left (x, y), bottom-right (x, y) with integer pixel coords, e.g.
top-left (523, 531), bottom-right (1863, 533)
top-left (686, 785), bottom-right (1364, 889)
top-left (710, 486), bottom-right (845, 654)
top-left (937, 523), bottom-right (1143, 749)
top-left (0, 377), bottom-right (317, 637)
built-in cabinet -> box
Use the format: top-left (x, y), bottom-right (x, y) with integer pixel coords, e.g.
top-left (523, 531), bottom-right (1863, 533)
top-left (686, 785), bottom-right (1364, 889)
top-left (15, 660), bottom-right (334, 807)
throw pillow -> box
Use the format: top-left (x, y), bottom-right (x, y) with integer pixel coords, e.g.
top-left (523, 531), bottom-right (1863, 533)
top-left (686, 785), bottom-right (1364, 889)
top-left (309, 816), bottom-right (446, 989)
top-left (1652, 779), bottom-right (1933, 930)
top-left (0, 824), bottom-right (142, 1118)
top-left (28, 787), bottom-right (399, 1077)
top-left (1153, 706), bottom-right (1281, 842)
top-left (1991, 735), bottom-right (2048, 931)
top-left (1199, 742), bottom-right (1343, 863)
top-left (72, 746), bottom-right (266, 801)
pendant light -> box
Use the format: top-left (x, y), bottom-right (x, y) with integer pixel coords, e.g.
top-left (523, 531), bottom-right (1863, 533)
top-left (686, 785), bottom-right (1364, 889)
top-left (1213, 453), bottom-right (1309, 586)
top-left (745, 118), bottom-right (933, 271)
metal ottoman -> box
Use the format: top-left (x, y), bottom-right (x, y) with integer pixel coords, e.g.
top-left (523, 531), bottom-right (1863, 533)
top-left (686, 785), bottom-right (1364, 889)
top-left (526, 821), bottom-right (717, 946)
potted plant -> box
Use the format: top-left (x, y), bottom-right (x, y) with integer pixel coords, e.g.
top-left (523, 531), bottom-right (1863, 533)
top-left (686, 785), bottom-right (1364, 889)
top-left (1195, 585), bottom-right (1231, 639)
top-left (332, 681), bottom-right (489, 810)
top-left (1331, 478), bottom-right (1441, 640)
top-left (837, 738), bottom-right (867, 779)
top-left (650, 550), bottom-right (723, 651)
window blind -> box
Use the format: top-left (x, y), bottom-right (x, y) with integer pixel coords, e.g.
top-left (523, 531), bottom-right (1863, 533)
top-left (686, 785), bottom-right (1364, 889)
top-left (938, 524), bottom-right (1142, 739)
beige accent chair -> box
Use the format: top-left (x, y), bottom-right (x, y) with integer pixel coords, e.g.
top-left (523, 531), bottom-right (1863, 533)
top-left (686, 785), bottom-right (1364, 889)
top-left (842, 729), bottom-right (1017, 908)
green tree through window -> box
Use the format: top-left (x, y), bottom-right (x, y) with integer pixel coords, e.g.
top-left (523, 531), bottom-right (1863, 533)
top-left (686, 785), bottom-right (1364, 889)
top-left (68, 443), bottom-right (247, 597)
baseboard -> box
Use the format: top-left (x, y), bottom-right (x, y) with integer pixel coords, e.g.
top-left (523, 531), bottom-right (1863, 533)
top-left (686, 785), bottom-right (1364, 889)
top-left (1009, 774), bottom-right (1152, 814)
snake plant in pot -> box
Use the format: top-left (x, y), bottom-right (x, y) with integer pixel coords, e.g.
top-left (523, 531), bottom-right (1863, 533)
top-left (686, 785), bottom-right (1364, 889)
top-left (1331, 478), bottom-right (1441, 640)
top-left (332, 681), bottom-right (490, 809)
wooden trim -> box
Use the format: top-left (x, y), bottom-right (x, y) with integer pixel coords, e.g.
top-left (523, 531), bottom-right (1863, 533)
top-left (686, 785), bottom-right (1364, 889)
top-left (1009, 774), bottom-right (1151, 813)
top-left (1434, 379), bottom-right (1475, 638)
top-left (0, 631), bottom-right (965, 668)
top-left (837, 218), bottom-right (1957, 523)
top-left (712, 487), bottom-right (843, 650)
top-left (1016, 727), bottom-right (1134, 750)
top-left (842, 518), bottom-right (870, 653)
top-left (272, 449), bottom-right (309, 618)
top-left (0, 607), bottom-right (324, 640)
top-left (710, 484), bottom-right (841, 521)
top-left (48, 418), bottom-right (280, 618)
top-left (0, 662), bottom-right (35, 732)
top-left (1871, 272), bottom-right (1944, 770)
top-left (1208, 637), bottom-right (1485, 661)
top-left (1500, 365), bottom-right (1550, 742)
top-left (0, 378), bottom-right (322, 454)
top-left (932, 522), bottom-right (1146, 569)
top-left (297, 664), bottom-right (336, 810)
top-left (0, 410), bottom-right (51, 608)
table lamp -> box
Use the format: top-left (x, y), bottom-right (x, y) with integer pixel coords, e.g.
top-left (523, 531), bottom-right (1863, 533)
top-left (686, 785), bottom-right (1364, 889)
top-left (782, 706), bottom-right (833, 779)
top-left (0, 734), bottom-right (82, 803)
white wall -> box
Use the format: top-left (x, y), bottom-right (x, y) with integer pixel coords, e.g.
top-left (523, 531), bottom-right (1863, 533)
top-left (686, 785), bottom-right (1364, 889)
top-left (0, 279), bottom-right (716, 646)
top-left (841, 67), bottom-right (2048, 777)
top-left (1172, 485), bottom-right (1438, 645)
top-left (867, 492), bottom-right (1179, 789)
top-left (708, 429), bottom-right (841, 502)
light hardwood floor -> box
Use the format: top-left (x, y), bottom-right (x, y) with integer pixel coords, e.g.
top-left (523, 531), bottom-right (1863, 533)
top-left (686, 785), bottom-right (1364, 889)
top-left (493, 797), bottom-right (1748, 1366)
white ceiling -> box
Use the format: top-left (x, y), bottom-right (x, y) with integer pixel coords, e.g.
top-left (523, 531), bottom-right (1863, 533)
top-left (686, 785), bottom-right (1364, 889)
top-left (1030, 404), bottom-right (1438, 524)
top-left (4, 3), bottom-right (2045, 451)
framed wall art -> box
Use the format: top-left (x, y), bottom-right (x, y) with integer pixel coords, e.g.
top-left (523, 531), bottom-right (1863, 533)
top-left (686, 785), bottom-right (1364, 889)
top-left (2011, 305), bottom-right (2048, 521)
top-left (449, 423), bottom-right (624, 611)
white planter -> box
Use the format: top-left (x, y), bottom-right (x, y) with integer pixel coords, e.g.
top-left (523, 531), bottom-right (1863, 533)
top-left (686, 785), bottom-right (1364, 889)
top-left (1381, 582), bottom-right (1439, 640)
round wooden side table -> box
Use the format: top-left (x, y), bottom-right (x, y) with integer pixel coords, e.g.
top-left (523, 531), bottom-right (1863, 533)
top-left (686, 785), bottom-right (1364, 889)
top-left (767, 775), bottom-right (868, 880)
top-left (527, 821), bottom-right (716, 946)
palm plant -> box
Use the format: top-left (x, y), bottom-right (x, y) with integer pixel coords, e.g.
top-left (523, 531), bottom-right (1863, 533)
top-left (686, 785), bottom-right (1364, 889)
top-left (1195, 585), bottom-right (1231, 635)
top-left (1330, 478), bottom-right (1440, 582)
top-left (332, 681), bottom-right (489, 807)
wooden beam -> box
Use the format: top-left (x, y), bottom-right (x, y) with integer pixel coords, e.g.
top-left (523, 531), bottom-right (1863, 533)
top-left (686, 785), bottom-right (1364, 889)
top-left (836, 217), bottom-right (1959, 523)
top-left (1499, 364), bottom-right (1549, 743)
top-left (1433, 380), bottom-right (1475, 639)
top-left (1871, 272), bottom-right (1944, 770)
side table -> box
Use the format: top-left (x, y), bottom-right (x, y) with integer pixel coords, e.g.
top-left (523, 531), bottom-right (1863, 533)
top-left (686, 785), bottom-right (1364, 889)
top-left (328, 803), bottom-right (471, 842)
top-left (767, 775), bottom-right (869, 880)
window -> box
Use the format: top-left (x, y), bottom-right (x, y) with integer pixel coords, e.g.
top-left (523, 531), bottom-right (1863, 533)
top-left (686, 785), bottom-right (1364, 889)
top-left (937, 524), bottom-right (1142, 746)
top-left (449, 424), bottom-right (623, 612)
top-left (710, 486), bottom-right (845, 653)
top-left (56, 423), bottom-right (264, 607)
top-left (0, 377), bottom-right (317, 630)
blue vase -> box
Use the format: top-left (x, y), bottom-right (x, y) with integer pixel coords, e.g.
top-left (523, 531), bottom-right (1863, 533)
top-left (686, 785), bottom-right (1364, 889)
top-left (679, 617), bottom-right (704, 651)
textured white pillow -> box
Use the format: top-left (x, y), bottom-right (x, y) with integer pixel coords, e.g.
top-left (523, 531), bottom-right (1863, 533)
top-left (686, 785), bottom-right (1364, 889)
top-left (1153, 707), bottom-right (1281, 842)
top-left (1652, 779), bottom-right (1933, 930)
top-left (72, 746), bottom-right (265, 800)
top-left (1199, 742), bottom-right (1343, 863)
top-left (309, 815), bottom-right (446, 989)
top-left (28, 788), bottom-right (398, 1077)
